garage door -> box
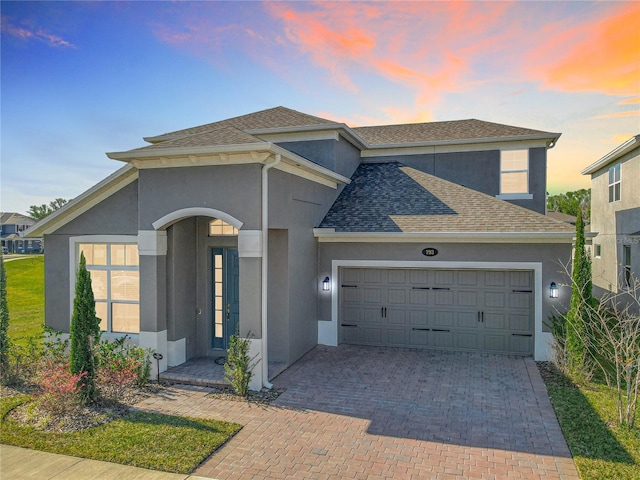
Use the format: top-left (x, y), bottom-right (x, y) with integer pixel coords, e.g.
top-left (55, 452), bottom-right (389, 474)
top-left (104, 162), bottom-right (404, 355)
top-left (340, 268), bottom-right (533, 355)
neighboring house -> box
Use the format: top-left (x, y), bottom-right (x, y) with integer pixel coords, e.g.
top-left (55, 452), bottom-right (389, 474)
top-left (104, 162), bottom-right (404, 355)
top-left (582, 135), bottom-right (640, 308)
top-left (27, 106), bottom-right (575, 388)
top-left (0, 212), bottom-right (42, 253)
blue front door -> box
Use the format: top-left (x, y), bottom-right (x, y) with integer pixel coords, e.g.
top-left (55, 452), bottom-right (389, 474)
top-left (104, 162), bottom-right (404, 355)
top-left (211, 248), bottom-right (239, 350)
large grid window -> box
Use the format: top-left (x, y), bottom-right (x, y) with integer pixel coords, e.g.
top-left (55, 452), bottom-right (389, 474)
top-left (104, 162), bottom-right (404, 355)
top-left (609, 164), bottom-right (621, 202)
top-left (500, 150), bottom-right (529, 194)
top-left (78, 243), bottom-right (139, 334)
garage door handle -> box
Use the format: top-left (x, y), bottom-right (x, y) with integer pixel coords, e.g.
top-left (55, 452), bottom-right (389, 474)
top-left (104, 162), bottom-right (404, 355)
top-left (412, 328), bottom-right (430, 331)
top-left (512, 333), bottom-right (532, 337)
top-left (432, 328), bottom-right (450, 332)
top-left (432, 287), bottom-right (450, 291)
top-left (512, 289), bottom-right (533, 293)
top-left (341, 285), bottom-right (358, 288)
top-left (341, 323), bottom-right (358, 327)
top-left (412, 287), bottom-right (430, 290)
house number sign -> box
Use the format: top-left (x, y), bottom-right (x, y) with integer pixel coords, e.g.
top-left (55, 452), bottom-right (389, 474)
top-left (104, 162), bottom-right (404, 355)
top-left (422, 247), bottom-right (438, 257)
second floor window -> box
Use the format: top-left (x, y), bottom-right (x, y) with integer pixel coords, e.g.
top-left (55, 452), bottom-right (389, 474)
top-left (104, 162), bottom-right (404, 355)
top-left (500, 150), bottom-right (529, 195)
top-left (609, 164), bottom-right (621, 202)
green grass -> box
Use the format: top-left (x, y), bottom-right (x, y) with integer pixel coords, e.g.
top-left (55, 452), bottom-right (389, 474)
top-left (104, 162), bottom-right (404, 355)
top-left (1, 396), bottom-right (242, 474)
top-left (543, 366), bottom-right (640, 479)
top-left (4, 256), bottom-right (45, 345)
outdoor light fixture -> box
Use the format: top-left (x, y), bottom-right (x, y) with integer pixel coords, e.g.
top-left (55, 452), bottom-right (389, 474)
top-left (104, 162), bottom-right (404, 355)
top-left (322, 276), bottom-right (330, 291)
top-left (549, 282), bottom-right (559, 298)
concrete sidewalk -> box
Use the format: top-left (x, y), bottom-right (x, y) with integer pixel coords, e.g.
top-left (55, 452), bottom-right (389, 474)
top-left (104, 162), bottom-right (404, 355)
top-left (0, 445), bottom-right (215, 480)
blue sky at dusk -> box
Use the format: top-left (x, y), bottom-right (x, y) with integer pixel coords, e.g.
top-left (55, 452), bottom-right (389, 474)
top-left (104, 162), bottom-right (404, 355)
top-left (1, 1), bottom-right (638, 214)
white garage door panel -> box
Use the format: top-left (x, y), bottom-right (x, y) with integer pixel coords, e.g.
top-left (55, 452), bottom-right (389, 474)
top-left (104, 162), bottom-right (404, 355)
top-left (339, 268), bottom-right (533, 355)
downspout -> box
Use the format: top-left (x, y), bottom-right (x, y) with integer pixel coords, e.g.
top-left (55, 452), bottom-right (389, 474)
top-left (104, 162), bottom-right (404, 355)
top-left (261, 153), bottom-right (281, 389)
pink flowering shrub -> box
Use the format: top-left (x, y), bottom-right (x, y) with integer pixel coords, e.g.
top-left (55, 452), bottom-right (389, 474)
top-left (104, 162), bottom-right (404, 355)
top-left (96, 356), bottom-right (140, 402)
top-left (36, 359), bottom-right (87, 415)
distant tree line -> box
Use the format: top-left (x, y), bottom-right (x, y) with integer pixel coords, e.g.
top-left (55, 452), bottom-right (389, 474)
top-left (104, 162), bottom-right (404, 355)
top-left (547, 189), bottom-right (590, 222)
top-left (27, 198), bottom-right (68, 220)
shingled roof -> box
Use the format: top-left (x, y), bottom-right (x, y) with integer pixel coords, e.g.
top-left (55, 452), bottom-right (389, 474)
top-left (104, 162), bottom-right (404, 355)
top-left (353, 119), bottom-right (555, 146)
top-left (145, 106), bottom-right (339, 143)
top-left (319, 163), bottom-right (574, 234)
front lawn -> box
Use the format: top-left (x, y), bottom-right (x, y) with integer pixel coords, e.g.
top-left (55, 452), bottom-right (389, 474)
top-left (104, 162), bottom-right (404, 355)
top-left (5, 255), bottom-right (44, 345)
top-left (1, 395), bottom-right (241, 474)
top-left (540, 363), bottom-right (640, 480)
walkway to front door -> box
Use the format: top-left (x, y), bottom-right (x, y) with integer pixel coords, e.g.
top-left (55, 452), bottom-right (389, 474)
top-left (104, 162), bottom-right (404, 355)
top-left (138, 346), bottom-right (579, 480)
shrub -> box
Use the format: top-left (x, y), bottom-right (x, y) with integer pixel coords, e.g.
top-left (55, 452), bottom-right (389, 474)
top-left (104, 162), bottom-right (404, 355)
top-left (36, 359), bottom-right (87, 416)
top-left (224, 333), bottom-right (260, 397)
top-left (0, 252), bottom-right (10, 375)
top-left (95, 335), bottom-right (151, 389)
top-left (97, 356), bottom-right (140, 403)
top-left (69, 252), bottom-right (100, 402)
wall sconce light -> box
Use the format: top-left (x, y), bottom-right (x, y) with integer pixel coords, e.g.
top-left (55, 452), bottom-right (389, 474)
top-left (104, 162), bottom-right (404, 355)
top-left (322, 276), bottom-right (330, 291)
top-left (549, 282), bottom-right (558, 298)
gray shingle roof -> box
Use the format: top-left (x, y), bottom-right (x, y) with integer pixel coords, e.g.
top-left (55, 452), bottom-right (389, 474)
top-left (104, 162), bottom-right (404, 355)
top-left (353, 119), bottom-right (554, 145)
top-left (148, 106), bottom-right (339, 143)
top-left (132, 126), bottom-right (264, 151)
top-left (319, 163), bottom-right (575, 234)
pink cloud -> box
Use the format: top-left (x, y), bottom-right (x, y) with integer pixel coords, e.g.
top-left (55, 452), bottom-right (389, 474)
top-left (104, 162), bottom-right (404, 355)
top-left (1, 15), bottom-right (75, 48)
top-left (592, 110), bottom-right (640, 120)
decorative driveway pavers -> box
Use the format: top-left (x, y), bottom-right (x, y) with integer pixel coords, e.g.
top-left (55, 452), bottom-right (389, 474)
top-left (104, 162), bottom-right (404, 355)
top-left (135, 346), bottom-right (579, 480)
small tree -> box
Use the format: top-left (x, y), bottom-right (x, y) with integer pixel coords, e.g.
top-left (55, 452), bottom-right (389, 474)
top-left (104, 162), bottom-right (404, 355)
top-left (565, 213), bottom-right (593, 378)
top-left (224, 332), bottom-right (260, 397)
top-left (70, 252), bottom-right (100, 402)
top-left (0, 253), bottom-right (10, 374)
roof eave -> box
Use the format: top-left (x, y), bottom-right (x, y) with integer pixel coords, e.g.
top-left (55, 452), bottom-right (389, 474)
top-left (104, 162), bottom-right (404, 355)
top-left (365, 132), bottom-right (562, 150)
top-left (313, 229), bottom-right (575, 243)
top-left (581, 134), bottom-right (640, 175)
top-left (107, 143), bottom-right (351, 185)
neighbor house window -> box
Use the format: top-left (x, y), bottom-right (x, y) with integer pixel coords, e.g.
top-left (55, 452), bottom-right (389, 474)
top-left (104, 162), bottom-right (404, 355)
top-left (78, 243), bottom-right (139, 334)
top-left (594, 244), bottom-right (602, 258)
top-left (209, 218), bottom-right (238, 236)
top-left (609, 164), bottom-right (621, 202)
top-left (623, 245), bottom-right (631, 289)
top-left (500, 150), bottom-right (529, 194)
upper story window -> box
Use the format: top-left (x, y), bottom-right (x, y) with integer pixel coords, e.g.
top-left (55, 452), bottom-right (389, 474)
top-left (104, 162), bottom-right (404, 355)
top-left (209, 218), bottom-right (238, 236)
top-left (594, 244), bottom-right (602, 258)
top-left (78, 243), bottom-right (139, 334)
top-left (609, 163), bottom-right (621, 202)
top-left (500, 150), bottom-right (529, 195)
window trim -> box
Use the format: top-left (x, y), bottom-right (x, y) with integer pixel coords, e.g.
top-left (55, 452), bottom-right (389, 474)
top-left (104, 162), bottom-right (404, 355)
top-left (498, 149), bottom-right (531, 199)
top-left (69, 235), bottom-right (139, 338)
top-left (609, 163), bottom-right (621, 202)
top-left (594, 244), bottom-right (602, 258)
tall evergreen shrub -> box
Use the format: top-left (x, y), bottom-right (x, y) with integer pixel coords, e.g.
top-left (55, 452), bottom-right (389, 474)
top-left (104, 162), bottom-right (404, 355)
top-left (566, 213), bottom-right (593, 377)
top-left (0, 253), bottom-right (9, 373)
top-left (70, 252), bottom-right (100, 401)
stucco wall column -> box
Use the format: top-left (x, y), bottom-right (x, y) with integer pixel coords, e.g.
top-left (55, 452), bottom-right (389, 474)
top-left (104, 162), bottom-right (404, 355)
top-left (138, 230), bottom-right (168, 375)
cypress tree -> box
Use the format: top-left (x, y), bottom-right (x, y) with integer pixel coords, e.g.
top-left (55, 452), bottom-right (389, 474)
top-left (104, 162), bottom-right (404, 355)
top-left (70, 252), bottom-right (100, 401)
top-left (0, 253), bottom-right (9, 373)
top-left (566, 213), bottom-right (592, 377)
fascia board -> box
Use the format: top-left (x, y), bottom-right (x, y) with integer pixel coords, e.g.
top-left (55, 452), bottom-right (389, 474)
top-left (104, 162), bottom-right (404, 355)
top-left (270, 144), bottom-right (351, 185)
top-left (25, 165), bottom-right (138, 237)
top-left (312, 229), bottom-right (575, 244)
top-left (361, 133), bottom-right (561, 155)
top-left (581, 135), bottom-right (640, 175)
top-left (106, 142), bottom-right (273, 161)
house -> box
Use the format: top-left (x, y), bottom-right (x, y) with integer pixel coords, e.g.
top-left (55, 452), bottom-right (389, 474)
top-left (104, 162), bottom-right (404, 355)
top-left (582, 135), bottom-right (640, 309)
top-left (27, 106), bottom-right (575, 389)
top-left (0, 212), bottom-right (42, 253)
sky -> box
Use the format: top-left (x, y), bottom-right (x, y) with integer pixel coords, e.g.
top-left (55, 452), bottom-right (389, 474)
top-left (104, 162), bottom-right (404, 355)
top-left (1, 0), bottom-right (639, 215)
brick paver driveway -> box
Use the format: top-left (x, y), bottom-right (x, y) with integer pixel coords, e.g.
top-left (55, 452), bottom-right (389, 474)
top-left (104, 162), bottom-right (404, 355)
top-left (137, 346), bottom-right (579, 480)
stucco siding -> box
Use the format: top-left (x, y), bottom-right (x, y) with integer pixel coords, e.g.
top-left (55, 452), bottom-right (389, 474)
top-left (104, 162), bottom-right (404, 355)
top-left (276, 136), bottom-right (361, 178)
top-left (55, 180), bottom-right (138, 235)
top-left (590, 147), bottom-right (640, 292)
top-left (137, 165), bottom-right (262, 230)
top-left (268, 229), bottom-right (289, 364)
top-left (44, 234), bottom-right (71, 332)
top-left (367, 147), bottom-right (546, 213)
